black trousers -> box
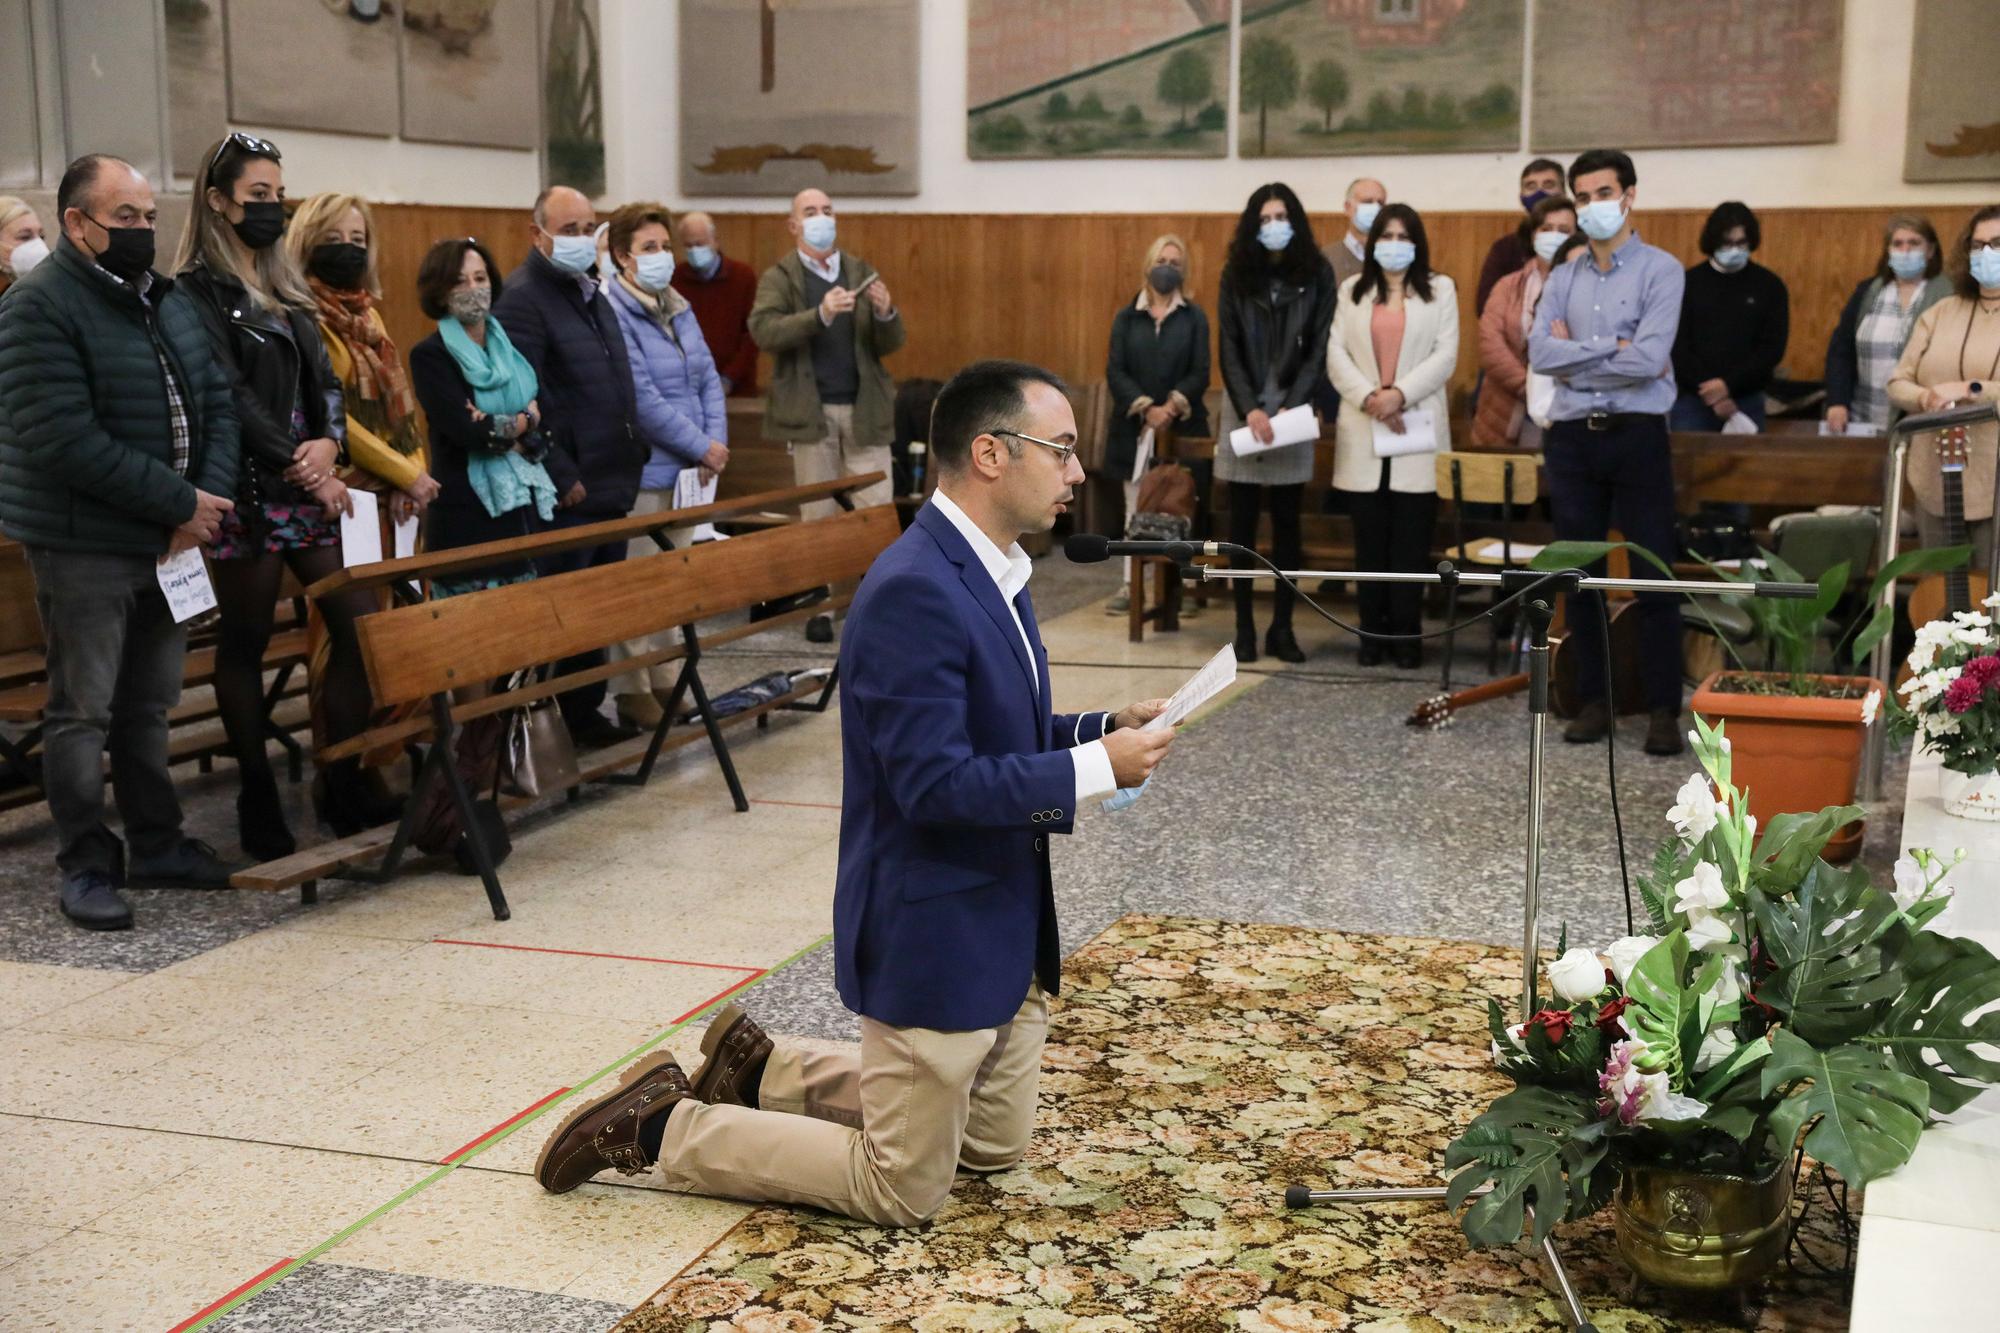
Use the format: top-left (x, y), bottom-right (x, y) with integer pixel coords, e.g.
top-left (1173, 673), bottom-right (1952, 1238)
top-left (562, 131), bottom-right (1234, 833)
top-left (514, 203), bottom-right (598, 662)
top-left (1227, 481), bottom-right (1303, 630)
top-left (1344, 463), bottom-right (1438, 635)
top-left (1544, 415), bottom-right (1682, 711)
top-left (536, 513), bottom-right (632, 730)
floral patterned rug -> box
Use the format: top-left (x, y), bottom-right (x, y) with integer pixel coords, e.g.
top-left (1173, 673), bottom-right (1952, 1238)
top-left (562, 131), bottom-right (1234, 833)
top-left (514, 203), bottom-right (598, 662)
top-left (618, 916), bottom-right (1852, 1332)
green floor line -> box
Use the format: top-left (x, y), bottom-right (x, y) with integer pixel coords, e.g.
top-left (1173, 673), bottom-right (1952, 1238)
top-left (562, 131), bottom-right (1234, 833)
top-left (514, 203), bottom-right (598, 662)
top-left (180, 931), bottom-right (834, 1332)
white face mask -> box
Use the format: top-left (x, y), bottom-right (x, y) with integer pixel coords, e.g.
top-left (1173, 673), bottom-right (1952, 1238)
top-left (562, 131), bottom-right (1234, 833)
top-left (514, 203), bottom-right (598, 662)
top-left (634, 250), bottom-right (676, 292)
top-left (548, 232), bottom-right (598, 275)
top-left (800, 214), bottom-right (836, 252)
top-left (1352, 201), bottom-right (1381, 234)
top-left (6, 235), bottom-right (49, 276)
top-left (1711, 245), bottom-right (1750, 273)
top-left (1532, 230), bottom-right (1569, 263)
top-left (1577, 197), bottom-right (1627, 242)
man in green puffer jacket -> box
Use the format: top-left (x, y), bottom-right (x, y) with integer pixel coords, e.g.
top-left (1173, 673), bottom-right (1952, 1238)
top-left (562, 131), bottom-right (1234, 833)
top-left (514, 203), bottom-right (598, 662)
top-left (0, 154), bottom-right (241, 931)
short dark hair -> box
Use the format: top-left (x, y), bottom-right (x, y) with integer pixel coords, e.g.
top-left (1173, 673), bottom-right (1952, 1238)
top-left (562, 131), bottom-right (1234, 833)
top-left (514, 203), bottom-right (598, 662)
top-left (1521, 157), bottom-right (1565, 183)
top-left (929, 360), bottom-right (1069, 473)
top-left (1699, 201), bottom-right (1761, 255)
top-left (1568, 148), bottom-right (1636, 193)
top-left (56, 153), bottom-right (131, 219)
top-left (1352, 202), bottom-right (1435, 306)
top-left (416, 237), bottom-right (503, 320)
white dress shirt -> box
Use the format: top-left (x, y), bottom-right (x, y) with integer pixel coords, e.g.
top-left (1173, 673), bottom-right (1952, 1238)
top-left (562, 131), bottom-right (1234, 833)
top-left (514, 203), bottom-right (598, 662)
top-left (930, 489), bottom-right (1118, 803)
top-left (799, 247), bottom-right (842, 284)
top-left (1344, 231), bottom-right (1366, 263)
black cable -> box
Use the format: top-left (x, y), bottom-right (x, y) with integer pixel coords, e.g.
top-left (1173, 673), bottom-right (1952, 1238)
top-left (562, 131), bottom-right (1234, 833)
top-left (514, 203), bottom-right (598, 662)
top-left (1595, 590), bottom-right (1635, 936)
top-left (1224, 547), bottom-right (1575, 647)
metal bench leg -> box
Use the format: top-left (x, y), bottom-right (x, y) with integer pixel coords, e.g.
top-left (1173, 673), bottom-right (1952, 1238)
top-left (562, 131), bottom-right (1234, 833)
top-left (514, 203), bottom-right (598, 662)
top-left (300, 879), bottom-right (317, 906)
top-left (622, 628), bottom-right (698, 787)
top-left (0, 722), bottom-right (45, 791)
top-left (262, 664), bottom-right (304, 781)
top-left (427, 698), bottom-right (509, 921)
top-left (679, 628), bottom-right (749, 812)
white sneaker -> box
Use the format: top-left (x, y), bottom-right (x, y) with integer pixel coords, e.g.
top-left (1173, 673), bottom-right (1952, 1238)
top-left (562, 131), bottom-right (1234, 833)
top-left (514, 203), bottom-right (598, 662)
top-left (1105, 591), bottom-right (1131, 615)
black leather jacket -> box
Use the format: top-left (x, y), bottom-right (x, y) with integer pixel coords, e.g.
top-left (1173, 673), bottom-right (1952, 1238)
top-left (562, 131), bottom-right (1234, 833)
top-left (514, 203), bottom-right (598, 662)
top-left (1217, 254), bottom-right (1337, 420)
top-left (177, 262), bottom-right (345, 506)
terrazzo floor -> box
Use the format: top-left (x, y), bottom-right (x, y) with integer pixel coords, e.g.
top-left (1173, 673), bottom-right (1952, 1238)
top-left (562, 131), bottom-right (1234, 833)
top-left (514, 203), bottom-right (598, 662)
top-left (0, 552), bottom-right (1912, 1331)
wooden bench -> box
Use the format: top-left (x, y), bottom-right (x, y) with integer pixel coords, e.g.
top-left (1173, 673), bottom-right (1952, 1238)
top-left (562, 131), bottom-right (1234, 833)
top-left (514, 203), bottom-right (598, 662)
top-left (0, 539), bottom-right (312, 800)
top-left (234, 477), bottom-right (895, 914)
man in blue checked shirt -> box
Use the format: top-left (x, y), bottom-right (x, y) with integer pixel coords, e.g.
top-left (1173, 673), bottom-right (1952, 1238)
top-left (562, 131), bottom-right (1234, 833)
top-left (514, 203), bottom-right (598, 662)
top-left (1528, 147), bottom-right (1688, 758)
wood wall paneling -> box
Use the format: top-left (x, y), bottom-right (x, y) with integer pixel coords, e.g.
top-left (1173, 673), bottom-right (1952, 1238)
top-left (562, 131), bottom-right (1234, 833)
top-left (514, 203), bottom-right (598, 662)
top-left (365, 204), bottom-right (1988, 420)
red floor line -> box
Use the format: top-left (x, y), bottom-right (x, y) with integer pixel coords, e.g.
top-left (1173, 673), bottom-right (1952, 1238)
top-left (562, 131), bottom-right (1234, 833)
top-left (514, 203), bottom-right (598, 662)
top-left (439, 1085), bottom-right (572, 1164)
top-left (750, 798), bottom-right (842, 810)
top-left (429, 938), bottom-right (762, 972)
top-left (165, 1256), bottom-right (296, 1333)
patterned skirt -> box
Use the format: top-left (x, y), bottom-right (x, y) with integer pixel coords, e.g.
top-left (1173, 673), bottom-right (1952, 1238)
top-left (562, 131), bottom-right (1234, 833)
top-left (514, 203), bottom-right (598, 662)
top-left (209, 501), bottom-right (341, 561)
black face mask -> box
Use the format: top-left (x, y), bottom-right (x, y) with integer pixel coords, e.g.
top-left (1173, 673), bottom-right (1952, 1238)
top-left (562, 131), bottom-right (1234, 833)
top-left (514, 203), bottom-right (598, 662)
top-left (1148, 263), bottom-right (1184, 295)
top-left (308, 241), bottom-right (369, 289)
top-left (85, 217), bottom-right (157, 282)
top-left (230, 200), bottom-right (287, 251)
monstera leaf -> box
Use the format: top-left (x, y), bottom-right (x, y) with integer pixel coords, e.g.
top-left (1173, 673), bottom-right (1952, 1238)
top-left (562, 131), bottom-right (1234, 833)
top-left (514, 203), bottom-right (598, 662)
top-left (1445, 1085), bottom-right (1606, 1248)
top-left (1763, 1029), bottom-right (1930, 1187)
top-left (1751, 861), bottom-right (1901, 1043)
top-left (1753, 804), bottom-right (1867, 887)
top-left (1871, 931), bottom-right (2000, 1115)
top-left (1621, 932), bottom-right (1701, 1083)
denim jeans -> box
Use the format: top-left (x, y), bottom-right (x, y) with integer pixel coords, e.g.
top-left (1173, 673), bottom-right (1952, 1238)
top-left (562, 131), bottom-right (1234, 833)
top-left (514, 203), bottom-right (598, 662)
top-left (1543, 417), bottom-right (1684, 712)
top-left (25, 547), bottom-right (189, 877)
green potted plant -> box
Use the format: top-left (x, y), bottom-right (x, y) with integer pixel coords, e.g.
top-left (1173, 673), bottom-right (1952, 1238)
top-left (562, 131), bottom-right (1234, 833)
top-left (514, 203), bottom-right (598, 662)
top-left (1444, 718), bottom-right (1995, 1292)
top-left (1531, 540), bottom-right (1970, 862)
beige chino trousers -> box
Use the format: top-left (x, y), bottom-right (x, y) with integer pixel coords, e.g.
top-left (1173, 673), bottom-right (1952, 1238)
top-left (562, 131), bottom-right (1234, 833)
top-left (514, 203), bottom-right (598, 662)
top-left (790, 403), bottom-right (894, 522)
top-left (656, 986), bottom-right (1048, 1226)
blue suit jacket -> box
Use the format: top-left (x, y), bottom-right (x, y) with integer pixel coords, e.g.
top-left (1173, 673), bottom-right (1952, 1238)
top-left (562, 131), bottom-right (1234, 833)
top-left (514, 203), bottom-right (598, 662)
top-left (834, 503), bottom-right (1110, 1030)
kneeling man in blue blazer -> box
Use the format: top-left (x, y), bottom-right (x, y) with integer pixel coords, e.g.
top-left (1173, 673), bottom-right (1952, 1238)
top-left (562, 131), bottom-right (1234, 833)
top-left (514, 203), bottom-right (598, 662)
top-left (537, 360), bottom-right (1177, 1223)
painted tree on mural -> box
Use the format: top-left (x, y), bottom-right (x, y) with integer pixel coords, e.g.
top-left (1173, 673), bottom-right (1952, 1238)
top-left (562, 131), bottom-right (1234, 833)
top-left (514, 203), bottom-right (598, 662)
top-left (1157, 46), bottom-right (1213, 129)
top-left (1305, 57), bottom-right (1350, 131)
top-left (1240, 34), bottom-right (1299, 156)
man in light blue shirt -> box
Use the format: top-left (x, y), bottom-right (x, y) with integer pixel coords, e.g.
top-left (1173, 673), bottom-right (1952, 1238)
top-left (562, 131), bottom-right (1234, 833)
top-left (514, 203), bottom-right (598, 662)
top-left (1528, 148), bottom-right (1687, 757)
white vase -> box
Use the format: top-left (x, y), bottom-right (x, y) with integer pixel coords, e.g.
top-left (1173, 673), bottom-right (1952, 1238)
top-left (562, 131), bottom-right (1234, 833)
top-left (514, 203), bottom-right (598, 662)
top-left (1940, 767), bottom-right (2000, 820)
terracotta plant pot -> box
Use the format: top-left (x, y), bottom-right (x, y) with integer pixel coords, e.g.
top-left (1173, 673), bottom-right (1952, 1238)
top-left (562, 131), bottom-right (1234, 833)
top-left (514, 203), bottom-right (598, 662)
top-left (1615, 1154), bottom-right (1795, 1291)
top-left (1690, 671), bottom-right (1879, 864)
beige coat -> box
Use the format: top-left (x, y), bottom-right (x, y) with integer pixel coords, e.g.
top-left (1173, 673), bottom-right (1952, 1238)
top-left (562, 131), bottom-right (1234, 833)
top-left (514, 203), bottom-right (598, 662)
top-left (1887, 296), bottom-right (2000, 522)
top-left (1325, 271), bottom-right (1459, 493)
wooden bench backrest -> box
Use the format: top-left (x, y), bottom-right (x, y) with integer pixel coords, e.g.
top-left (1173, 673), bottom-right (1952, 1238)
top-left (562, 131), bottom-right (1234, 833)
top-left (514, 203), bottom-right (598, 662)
top-left (357, 504), bottom-right (900, 707)
top-left (0, 541), bottom-right (41, 655)
top-left (1435, 450), bottom-right (1540, 506)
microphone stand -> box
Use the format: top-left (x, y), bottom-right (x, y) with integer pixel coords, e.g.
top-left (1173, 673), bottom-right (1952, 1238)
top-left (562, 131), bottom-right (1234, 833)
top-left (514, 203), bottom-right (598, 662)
top-left (1186, 559), bottom-right (1817, 1333)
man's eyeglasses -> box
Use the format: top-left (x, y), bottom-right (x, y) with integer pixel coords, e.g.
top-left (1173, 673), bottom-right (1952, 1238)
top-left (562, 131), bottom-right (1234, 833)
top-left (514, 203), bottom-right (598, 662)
top-left (995, 429), bottom-right (1077, 468)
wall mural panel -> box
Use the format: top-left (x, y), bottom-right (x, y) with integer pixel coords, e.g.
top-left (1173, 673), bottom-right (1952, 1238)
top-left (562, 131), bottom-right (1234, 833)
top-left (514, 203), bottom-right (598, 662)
top-left (226, 0), bottom-right (400, 138)
top-left (165, 0), bottom-right (226, 181)
top-left (967, 1), bottom-right (1230, 160)
top-left (680, 0), bottom-right (921, 198)
top-left (1237, 0), bottom-right (1524, 159)
top-left (543, 0), bottom-right (605, 196)
top-left (401, 0), bottom-right (542, 151)
top-left (1905, 0), bottom-right (2000, 183)
top-left (1531, 0), bottom-right (1841, 151)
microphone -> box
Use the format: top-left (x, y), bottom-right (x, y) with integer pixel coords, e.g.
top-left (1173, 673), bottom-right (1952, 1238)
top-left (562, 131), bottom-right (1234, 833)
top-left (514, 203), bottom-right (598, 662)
top-left (1064, 534), bottom-right (1238, 563)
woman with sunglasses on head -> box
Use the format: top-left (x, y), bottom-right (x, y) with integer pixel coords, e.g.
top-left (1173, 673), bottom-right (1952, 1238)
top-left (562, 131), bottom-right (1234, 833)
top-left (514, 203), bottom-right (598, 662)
top-left (1325, 202), bottom-right (1458, 668)
top-left (1215, 183), bottom-right (1336, 664)
top-left (175, 133), bottom-right (395, 858)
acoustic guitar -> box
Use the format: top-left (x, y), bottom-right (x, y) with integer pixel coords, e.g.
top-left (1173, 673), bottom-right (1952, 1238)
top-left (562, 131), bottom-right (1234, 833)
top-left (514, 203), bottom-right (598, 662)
top-left (1903, 419), bottom-right (1991, 673)
top-left (1408, 598), bottom-right (1646, 729)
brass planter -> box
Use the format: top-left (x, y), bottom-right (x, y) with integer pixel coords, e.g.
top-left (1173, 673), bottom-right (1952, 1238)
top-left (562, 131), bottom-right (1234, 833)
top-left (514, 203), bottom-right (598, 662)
top-left (1614, 1156), bottom-right (1795, 1291)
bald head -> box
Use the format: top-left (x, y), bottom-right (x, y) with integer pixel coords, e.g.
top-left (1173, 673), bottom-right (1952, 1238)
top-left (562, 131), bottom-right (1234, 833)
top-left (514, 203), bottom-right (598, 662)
top-left (532, 185), bottom-right (595, 257)
top-left (788, 188), bottom-right (836, 257)
top-left (677, 211), bottom-right (717, 249)
top-left (1344, 177), bottom-right (1387, 239)
top-left (58, 156), bottom-right (156, 255)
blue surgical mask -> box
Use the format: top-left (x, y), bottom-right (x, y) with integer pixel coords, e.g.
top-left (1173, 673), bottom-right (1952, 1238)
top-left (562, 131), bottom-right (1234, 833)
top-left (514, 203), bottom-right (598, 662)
top-left (685, 244), bottom-right (718, 273)
top-left (1972, 247), bottom-right (2000, 290)
top-left (548, 232), bottom-right (597, 275)
top-left (1352, 201), bottom-right (1381, 234)
top-left (1577, 196), bottom-right (1627, 242)
top-left (1532, 230), bottom-right (1568, 263)
top-left (1887, 248), bottom-right (1928, 281)
top-left (800, 214), bottom-right (836, 251)
top-left (634, 250), bottom-right (676, 292)
top-left (1373, 239), bottom-right (1416, 273)
top-left (1258, 218), bottom-right (1294, 252)
top-left (1712, 245), bottom-right (1749, 273)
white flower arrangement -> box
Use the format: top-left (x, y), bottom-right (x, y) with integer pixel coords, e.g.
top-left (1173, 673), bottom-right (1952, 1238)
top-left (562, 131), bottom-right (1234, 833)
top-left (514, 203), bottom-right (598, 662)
top-left (1889, 619), bottom-right (2000, 775)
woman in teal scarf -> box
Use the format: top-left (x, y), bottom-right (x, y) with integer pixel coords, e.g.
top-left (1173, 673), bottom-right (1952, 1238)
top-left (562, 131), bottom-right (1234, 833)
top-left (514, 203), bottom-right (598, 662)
top-left (408, 238), bottom-right (557, 596)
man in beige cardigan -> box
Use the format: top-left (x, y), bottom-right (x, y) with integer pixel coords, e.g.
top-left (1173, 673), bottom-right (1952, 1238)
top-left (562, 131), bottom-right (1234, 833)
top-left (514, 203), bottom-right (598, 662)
top-left (750, 188), bottom-right (907, 641)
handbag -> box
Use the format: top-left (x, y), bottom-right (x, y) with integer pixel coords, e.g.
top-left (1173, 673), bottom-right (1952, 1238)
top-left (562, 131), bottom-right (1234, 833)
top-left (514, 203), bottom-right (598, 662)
top-left (499, 673), bottom-right (580, 800)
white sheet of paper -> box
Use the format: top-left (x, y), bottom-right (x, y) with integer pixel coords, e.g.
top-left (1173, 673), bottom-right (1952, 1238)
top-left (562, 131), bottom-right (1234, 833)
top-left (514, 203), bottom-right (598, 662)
top-left (393, 510), bottom-right (418, 560)
top-left (1464, 537), bottom-right (1546, 564)
top-left (1147, 642), bottom-right (1239, 732)
top-left (155, 546), bottom-right (216, 624)
top-left (1819, 419), bottom-right (1884, 437)
top-left (1130, 426), bottom-right (1155, 485)
top-left (340, 488), bottom-right (383, 567)
top-left (1228, 403), bottom-right (1317, 456)
top-left (1371, 407), bottom-right (1439, 458)
top-left (674, 466), bottom-right (724, 543)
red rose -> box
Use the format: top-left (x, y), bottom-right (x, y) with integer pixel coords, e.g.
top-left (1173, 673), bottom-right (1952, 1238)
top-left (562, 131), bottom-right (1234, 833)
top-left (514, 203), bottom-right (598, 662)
top-left (1595, 996), bottom-right (1632, 1036)
top-left (1527, 1008), bottom-right (1573, 1045)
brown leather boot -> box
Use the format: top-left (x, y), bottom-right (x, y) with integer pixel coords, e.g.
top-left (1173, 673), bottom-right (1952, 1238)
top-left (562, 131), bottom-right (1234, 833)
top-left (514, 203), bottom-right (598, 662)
top-left (534, 1053), bottom-right (691, 1194)
top-left (690, 1004), bottom-right (773, 1108)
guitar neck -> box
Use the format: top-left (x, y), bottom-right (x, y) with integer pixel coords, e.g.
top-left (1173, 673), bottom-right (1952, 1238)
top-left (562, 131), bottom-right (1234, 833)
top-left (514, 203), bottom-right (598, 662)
top-left (1942, 464), bottom-right (1970, 613)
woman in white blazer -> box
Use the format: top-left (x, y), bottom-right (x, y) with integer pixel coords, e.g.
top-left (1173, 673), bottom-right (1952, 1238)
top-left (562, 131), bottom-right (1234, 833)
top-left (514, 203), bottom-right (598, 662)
top-left (1325, 203), bottom-right (1458, 667)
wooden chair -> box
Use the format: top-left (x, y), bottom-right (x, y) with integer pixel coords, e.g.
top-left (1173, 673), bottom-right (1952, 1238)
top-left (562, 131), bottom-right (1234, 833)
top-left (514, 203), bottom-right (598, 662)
top-left (1435, 450), bottom-right (1541, 691)
top-left (236, 477), bottom-right (896, 915)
